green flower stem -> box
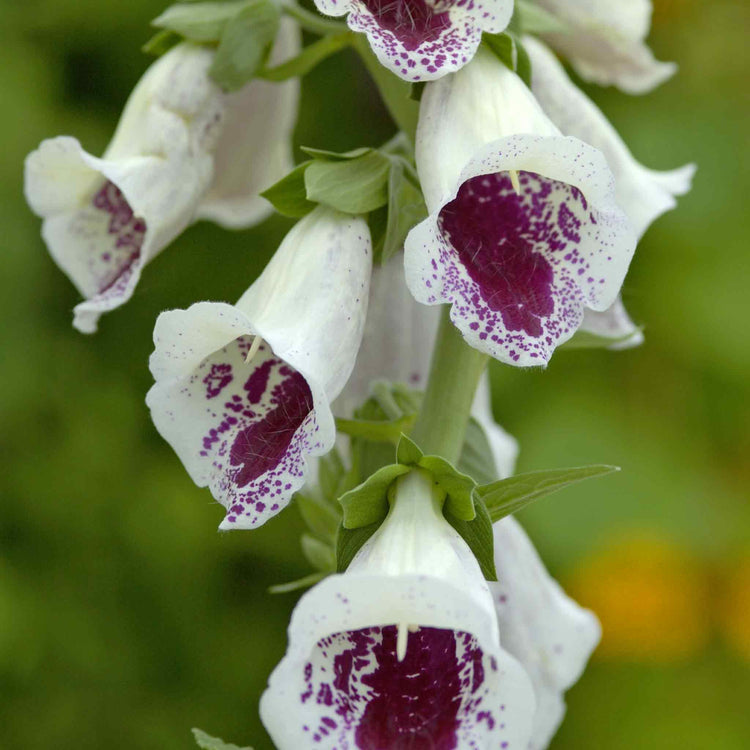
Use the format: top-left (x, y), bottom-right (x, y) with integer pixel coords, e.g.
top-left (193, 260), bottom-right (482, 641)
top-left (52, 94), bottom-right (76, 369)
top-left (281, 1), bottom-right (348, 35)
top-left (410, 308), bottom-right (489, 463)
top-left (352, 36), bottom-right (419, 140)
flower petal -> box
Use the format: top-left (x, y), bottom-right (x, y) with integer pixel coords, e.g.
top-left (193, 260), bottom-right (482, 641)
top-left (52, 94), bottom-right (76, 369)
top-left (535, 0), bottom-right (676, 93)
top-left (196, 19), bottom-right (301, 229)
top-left (490, 517), bottom-right (601, 749)
top-left (406, 133), bottom-right (637, 366)
top-left (580, 297), bottom-right (644, 350)
top-left (316, 0), bottom-right (513, 81)
top-left (524, 36), bottom-right (695, 239)
top-left (146, 208), bottom-right (371, 529)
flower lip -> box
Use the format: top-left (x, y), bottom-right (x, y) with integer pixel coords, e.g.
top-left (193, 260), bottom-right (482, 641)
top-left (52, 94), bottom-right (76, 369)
top-left (260, 572), bottom-right (536, 749)
top-left (315, 0), bottom-right (513, 81)
top-left (405, 133), bottom-right (637, 366)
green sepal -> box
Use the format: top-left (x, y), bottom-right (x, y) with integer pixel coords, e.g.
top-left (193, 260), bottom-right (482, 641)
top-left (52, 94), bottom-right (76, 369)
top-left (418, 455), bottom-right (477, 521)
top-left (478, 464), bottom-right (620, 522)
top-left (395, 434), bottom-right (477, 521)
top-left (257, 31), bottom-right (352, 81)
top-left (444, 496), bottom-right (497, 581)
top-left (395, 433), bottom-right (423, 466)
top-left (457, 416), bottom-right (499, 486)
top-left (483, 32), bottom-right (532, 86)
top-left (335, 520), bottom-right (382, 572)
top-left (560, 328), bottom-right (643, 350)
top-left (152, 1), bottom-right (248, 43)
top-left (339, 463), bottom-right (410, 528)
top-left (192, 728), bottom-right (253, 750)
top-left (209, 0), bottom-right (280, 91)
top-left (142, 28), bottom-right (182, 56)
top-left (304, 151), bottom-right (391, 214)
top-left (268, 572), bottom-right (325, 595)
top-left (301, 534), bottom-right (336, 572)
top-left (260, 161), bottom-right (316, 217)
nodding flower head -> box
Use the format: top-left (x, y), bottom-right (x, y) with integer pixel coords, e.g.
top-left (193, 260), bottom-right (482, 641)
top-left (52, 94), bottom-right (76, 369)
top-left (146, 207), bottom-right (371, 530)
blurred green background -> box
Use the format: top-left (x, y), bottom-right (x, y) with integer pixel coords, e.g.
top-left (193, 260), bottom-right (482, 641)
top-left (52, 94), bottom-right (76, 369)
top-left (1, 0), bottom-right (748, 747)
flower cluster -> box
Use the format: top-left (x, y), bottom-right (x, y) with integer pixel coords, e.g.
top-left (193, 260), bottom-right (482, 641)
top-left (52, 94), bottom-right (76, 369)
top-left (24, 0), bottom-right (693, 747)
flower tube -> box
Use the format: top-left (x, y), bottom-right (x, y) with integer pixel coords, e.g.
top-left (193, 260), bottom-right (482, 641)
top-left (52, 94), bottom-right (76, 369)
top-left (24, 27), bottom-right (299, 333)
top-left (146, 207), bottom-right (371, 530)
top-left (313, 0), bottom-right (513, 81)
top-left (534, 0), bottom-right (676, 94)
top-left (405, 49), bottom-right (637, 366)
top-left (261, 468), bottom-right (536, 748)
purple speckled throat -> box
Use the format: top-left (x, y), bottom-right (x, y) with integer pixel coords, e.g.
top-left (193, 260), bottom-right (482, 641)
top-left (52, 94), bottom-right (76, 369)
top-left (436, 169), bottom-right (598, 361)
top-left (361, 0), bottom-right (451, 50)
top-left (299, 625), bottom-right (505, 748)
top-left (90, 181), bottom-right (146, 294)
top-left (188, 335), bottom-right (316, 525)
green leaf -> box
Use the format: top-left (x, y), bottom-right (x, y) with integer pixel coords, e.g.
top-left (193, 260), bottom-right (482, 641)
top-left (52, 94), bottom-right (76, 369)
top-left (304, 151), bottom-right (391, 214)
top-left (257, 31), bottom-right (352, 81)
top-left (295, 492), bottom-right (340, 542)
top-left (380, 158), bottom-right (427, 264)
top-left (209, 0), bottom-right (280, 91)
top-left (153, 1), bottom-right (247, 42)
top-left (396, 434), bottom-right (423, 466)
top-left (300, 146), bottom-right (372, 161)
top-left (418, 455), bottom-right (477, 521)
top-left (479, 465), bottom-right (620, 522)
top-left (339, 463), bottom-right (410, 528)
top-left (301, 534), bottom-right (336, 572)
top-left (260, 161), bottom-right (316, 217)
top-left (268, 572), bottom-right (325, 594)
top-left (515, 0), bottom-right (570, 34)
top-left (192, 728), bottom-right (252, 750)
top-left (457, 417), bottom-right (499, 486)
top-left (336, 520), bottom-right (381, 572)
top-left (444, 497), bottom-right (497, 581)
top-left (560, 328), bottom-right (643, 350)
top-left (335, 415), bottom-right (416, 444)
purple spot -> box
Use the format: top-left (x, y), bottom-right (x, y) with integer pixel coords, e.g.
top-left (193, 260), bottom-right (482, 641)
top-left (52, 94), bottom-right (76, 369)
top-left (203, 363), bottom-right (233, 399)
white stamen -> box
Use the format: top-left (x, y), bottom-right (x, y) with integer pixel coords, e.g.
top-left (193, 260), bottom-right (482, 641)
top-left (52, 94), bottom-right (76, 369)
top-left (244, 335), bottom-right (263, 364)
top-left (509, 169), bottom-right (521, 195)
top-left (396, 622), bottom-right (420, 661)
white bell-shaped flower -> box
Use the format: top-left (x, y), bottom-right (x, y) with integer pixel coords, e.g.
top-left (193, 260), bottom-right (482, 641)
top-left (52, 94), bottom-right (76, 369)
top-left (490, 518), bottom-right (601, 749)
top-left (24, 26), bottom-right (299, 333)
top-left (405, 49), bottom-right (637, 367)
top-left (534, 0), bottom-right (676, 94)
top-left (146, 207), bottom-right (371, 530)
top-left (524, 36), bottom-right (694, 348)
top-left (313, 0), bottom-right (513, 82)
top-left (261, 468), bottom-right (536, 748)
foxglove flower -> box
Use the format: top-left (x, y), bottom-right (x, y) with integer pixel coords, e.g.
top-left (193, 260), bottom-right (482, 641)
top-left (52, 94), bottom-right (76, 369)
top-left (146, 207), bottom-right (371, 530)
top-left (24, 26), bottom-right (299, 333)
top-left (524, 35), bottom-right (694, 349)
top-left (313, 0), bottom-right (513, 81)
top-left (405, 49), bottom-right (637, 366)
top-left (261, 468), bottom-right (536, 748)
top-left (490, 518), bottom-right (601, 749)
top-left (534, 0), bottom-right (676, 94)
